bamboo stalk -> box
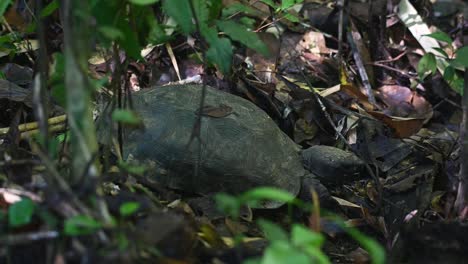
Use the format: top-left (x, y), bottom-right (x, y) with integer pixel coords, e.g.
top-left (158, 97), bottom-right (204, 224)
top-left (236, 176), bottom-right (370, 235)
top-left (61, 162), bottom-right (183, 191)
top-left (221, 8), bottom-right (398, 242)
top-left (0, 115), bottom-right (67, 136)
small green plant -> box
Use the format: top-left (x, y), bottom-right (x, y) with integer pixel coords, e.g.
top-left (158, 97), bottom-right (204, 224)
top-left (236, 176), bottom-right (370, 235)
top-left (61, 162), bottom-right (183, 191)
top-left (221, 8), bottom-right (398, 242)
top-left (216, 187), bottom-right (386, 264)
top-left (8, 198), bottom-right (35, 228)
top-left (64, 215), bottom-right (102, 236)
top-left (119, 201), bottom-right (140, 217)
top-left (418, 31), bottom-right (467, 93)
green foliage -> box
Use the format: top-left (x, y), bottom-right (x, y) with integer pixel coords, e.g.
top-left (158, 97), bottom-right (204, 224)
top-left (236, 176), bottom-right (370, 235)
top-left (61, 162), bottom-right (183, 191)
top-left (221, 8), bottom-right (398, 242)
top-left (112, 109), bottom-right (142, 126)
top-left (118, 160), bottom-right (147, 176)
top-left (50, 53), bottom-right (66, 107)
top-left (162, 0), bottom-right (269, 74)
top-left (424, 32), bottom-right (453, 45)
top-left (162, 0), bottom-right (195, 34)
top-left (128, 0), bottom-right (159, 5)
top-left (418, 31), bottom-right (465, 93)
top-left (216, 187), bottom-right (299, 218)
top-left (242, 187), bottom-right (298, 207)
top-left (337, 221), bottom-right (386, 264)
top-left (216, 187), bottom-right (385, 264)
top-left (453, 46), bottom-right (468, 67)
top-left (248, 220), bottom-right (329, 264)
top-left (0, 0), bottom-right (13, 18)
top-left (40, 0), bottom-right (59, 18)
top-left (418, 53), bottom-right (436, 80)
top-left (217, 20), bottom-right (269, 56)
top-left (64, 215), bottom-right (102, 236)
top-left (119, 202), bottom-right (140, 217)
top-left (8, 198), bottom-right (35, 228)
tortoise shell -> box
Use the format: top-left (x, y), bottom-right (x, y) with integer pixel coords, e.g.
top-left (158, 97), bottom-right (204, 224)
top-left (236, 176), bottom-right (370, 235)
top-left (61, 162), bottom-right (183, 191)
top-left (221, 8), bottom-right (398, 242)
top-left (123, 85), bottom-right (307, 208)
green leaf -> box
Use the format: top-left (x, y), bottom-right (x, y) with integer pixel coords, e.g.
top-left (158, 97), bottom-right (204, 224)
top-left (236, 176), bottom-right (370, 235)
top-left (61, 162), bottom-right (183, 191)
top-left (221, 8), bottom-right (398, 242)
top-left (118, 23), bottom-right (143, 59)
top-left (215, 193), bottom-right (241, 218)
top-left (260, 0), bottom-right (276, 8)
top-left (424, 32), bottom-right (453, 45)
top-left (64, 215), bottom-right (101, 236)
top-left (9, 198), bottom-right (35, 228)
top-left (192, 0), bottom-right (209, 28)
top-left (243, 258), bottom-right (261, 264)
top-left (50, 53), bottom-right (66, 107)
top-left (239, 17), bottom-right (256, 29)
top-left (208, 0), bottom-right (223, 21)
top-left (257, 219), bottom-right (288, 242)
top-left (0, 0), bottom-right (12, 18)
top-left (443, 65), bottom-right (455, 81)
top-left (119, 202), bottom-right (140, 217)
top-left (40, 0), bottom-right (59, 18)
top-left (291, 224), bottom-right (325, 248)
top-left (148, 21), bottom-right (171, 44)
top-left (162, 0), bottom-right (194, 34)
top-left (128, 0), bottom-right (159, 5)
top-left (337, 221), bottom-right (386, 264)
top-left (281, 0), bottom-right (297, 10)
top-left (222, 3), bottom-right (258, 17)
top-left (417, 53), bottom-right (437, 80)
top-left (283, 12), bottom-right (300, 23)
top-left (217, 20), bottom-right (269, 56)
top-left (112, 109), bottom-right (142, 125)
top-left (241, 187), bottom-right (296, 205)
top-left (98, 26), bottom-right (125, 40)
top-left (262, 241), bottom-right (310, 264)
top-left (202, 27), bottom-right (233, 74)
top-left (452, 78), bottom-right (464, 95)
top-left (453, 46), bottom-right (468, 67)
top-left (118, 160), bottom-right (147, 176)
top-left (432, 47), bottom-right (448, 58)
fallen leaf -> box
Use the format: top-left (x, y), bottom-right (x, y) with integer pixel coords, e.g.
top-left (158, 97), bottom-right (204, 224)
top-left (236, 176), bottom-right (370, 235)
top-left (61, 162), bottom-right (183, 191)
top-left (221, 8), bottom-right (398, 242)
top-left (199, 104), bottom-right (233, 118)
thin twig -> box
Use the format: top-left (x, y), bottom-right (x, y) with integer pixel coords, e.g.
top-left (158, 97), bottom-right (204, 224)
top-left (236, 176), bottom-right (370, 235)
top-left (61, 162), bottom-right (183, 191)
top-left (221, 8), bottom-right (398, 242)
top-left (186, 0), bottom-right (209, 182)
top-left (455, 12), bottom-right (468, 218)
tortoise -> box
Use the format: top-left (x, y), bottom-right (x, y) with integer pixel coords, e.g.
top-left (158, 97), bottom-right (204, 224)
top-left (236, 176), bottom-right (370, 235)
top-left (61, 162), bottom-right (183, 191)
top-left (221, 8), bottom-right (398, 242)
top-left (122, 84), bottom-right (333, 209)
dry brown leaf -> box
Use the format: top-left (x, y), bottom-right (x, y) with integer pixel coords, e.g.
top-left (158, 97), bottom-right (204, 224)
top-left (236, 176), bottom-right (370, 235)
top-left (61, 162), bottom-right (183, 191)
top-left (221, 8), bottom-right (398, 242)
top-left (199, 104), bottom-right (233, 118)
